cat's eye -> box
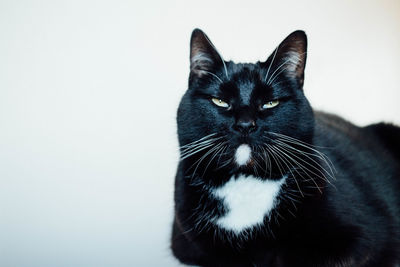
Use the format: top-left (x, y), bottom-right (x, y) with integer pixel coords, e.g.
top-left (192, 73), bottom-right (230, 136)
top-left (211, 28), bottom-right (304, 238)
top-left (211, 98), bottom-right (229, 108)
top-left (262, 100), bottom-right (279, 109)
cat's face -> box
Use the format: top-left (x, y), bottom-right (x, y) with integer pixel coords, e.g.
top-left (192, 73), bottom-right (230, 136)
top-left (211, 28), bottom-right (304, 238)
top-left (178, 29), bottom-right (314, 179)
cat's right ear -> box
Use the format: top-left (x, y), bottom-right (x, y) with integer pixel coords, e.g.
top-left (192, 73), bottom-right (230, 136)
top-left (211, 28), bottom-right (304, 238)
top-left (263, 30), bottom-right (307, 88)
top-left (190, 29), bottom-right (225, 79)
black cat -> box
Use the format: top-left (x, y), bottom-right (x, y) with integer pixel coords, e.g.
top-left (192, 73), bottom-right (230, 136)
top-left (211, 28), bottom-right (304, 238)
top-left (171, 29), bottom-right (400, 267)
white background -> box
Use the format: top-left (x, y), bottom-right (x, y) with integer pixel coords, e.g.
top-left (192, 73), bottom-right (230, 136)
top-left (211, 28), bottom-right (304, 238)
top-left (0, 0), bottom-right (399, 266)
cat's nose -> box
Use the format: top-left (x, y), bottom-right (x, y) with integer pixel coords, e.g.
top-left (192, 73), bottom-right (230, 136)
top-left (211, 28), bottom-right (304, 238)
top-left (233, 118), bottom-right (257, 134)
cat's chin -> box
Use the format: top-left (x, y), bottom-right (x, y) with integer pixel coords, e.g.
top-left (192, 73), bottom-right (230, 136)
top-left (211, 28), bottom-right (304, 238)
top-left (234, 144), bottom-right (252, 166)
top-left (232, 144), bottom-right (283, 179)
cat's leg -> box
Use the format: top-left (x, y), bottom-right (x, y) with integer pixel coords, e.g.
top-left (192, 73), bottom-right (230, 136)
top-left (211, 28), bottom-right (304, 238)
top-left (171, 218), bottom-right (208, 266)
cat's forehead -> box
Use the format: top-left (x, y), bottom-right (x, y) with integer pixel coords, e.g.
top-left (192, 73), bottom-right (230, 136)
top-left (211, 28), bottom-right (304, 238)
top-left (236, 77), bottom-right (254, 105)
top-left (227, 62), bottom-right (263, 105)
top-left (229, 62), bottom-right (258, 72)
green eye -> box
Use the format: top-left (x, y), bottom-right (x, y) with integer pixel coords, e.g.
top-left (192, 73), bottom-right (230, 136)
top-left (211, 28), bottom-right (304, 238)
top-left (211, 98), bottom-right (229, 108)
top-left (262, 100), bottom-right (279, 109)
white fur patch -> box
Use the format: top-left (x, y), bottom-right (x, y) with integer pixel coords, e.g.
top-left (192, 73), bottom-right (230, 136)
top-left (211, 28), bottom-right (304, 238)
top-left (213, 174), bottom-right (286, 233)
top-left (235, 144), bottom-right (251, 166)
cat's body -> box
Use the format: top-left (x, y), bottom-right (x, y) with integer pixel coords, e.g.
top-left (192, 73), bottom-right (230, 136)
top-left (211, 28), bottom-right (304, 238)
top-left (171, 29), bottom-right (400, 267)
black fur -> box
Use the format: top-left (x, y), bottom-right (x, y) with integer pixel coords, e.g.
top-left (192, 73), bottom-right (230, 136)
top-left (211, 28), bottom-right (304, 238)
top-left (171, 29), bottom-right (400, 266)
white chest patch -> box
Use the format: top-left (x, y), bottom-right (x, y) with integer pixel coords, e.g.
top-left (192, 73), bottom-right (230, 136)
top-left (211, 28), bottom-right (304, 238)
top-left (212, 174), bottom-right (286, 233)
top-left (235, 144), bottom-right (251, 166)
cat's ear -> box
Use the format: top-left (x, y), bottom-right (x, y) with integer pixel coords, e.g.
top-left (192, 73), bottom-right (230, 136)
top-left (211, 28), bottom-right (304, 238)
top-left (190, 29), bottom-right (225, 78)
top-left (264, 30), bottom-right (307, 87)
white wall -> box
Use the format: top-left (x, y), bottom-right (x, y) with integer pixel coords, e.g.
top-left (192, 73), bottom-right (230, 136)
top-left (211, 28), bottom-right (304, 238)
top-left (0, 0), bottom-right (399, 266)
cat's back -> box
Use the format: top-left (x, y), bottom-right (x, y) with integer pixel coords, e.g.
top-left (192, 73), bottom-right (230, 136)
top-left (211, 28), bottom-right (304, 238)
top-left (314, 111), bottom-right (400, 167)
top-left (310, 112), bottom-right (400, 264)
top-left (314, 110), bottom-right (400, 224)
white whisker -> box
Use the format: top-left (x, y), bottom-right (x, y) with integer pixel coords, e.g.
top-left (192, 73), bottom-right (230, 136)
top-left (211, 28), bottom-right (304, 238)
top-left (266, 58), bottom-right (294, 85)
top-left (180, 143), bottom-right (215, 160)
top-left (271, 144), bottom-right (323, 193)
top-left (273, 139), bottom-right (335, 180)
top-left (201, 142), bottom-right (227, 177)
top-left (264, 46), bottom-right (279, 82)
top-left (267, 131), bottom-right (336, 174)
top-left (203, 33), bottom-right (229, 79)
top-left (267, 144), bottom-right (304, 197)
top-left (202, 70), bottom-right (223, 84)
top-left (180, 133), bottom-right (218, 148)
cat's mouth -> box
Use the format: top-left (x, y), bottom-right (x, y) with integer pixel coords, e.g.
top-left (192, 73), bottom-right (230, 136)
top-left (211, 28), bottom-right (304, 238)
top-left (232, 143), bottom-right (289, 179)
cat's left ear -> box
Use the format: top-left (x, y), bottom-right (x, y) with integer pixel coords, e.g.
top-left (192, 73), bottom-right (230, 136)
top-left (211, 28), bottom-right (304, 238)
top-left (263, 30), bottom-right (307, 88)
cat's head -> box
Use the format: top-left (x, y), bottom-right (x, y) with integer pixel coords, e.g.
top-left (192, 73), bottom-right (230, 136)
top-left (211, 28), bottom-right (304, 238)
top-left (177, 29), bottom-right (314, 180)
